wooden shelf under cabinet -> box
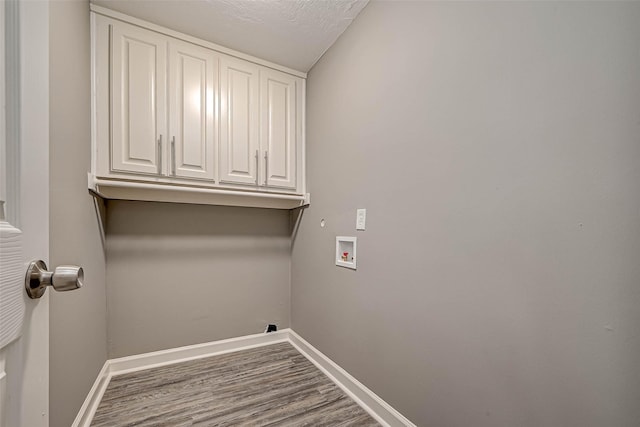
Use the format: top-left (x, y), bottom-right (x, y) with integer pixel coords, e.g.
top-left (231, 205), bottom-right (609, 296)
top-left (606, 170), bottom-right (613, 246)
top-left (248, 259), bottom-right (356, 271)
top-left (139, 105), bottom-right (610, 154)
top-left (88, 174), bottom-right (309, 210)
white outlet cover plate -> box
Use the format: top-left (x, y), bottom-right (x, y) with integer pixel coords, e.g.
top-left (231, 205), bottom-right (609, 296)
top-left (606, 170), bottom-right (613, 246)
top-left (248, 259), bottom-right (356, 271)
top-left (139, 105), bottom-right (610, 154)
top-left (356, 209), bottom-right (366, 230)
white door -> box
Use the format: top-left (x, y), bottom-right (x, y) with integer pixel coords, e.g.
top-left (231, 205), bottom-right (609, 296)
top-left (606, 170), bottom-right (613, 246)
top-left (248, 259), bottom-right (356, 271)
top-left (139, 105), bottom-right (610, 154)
top-left (169, 40), bottom-right (216, 181)
top-left (219, 55), bottom-right (259, 186)
top-left (111, 21), bottom-right (167, 176)
top-left (260, 68), bottom-right (298, 190)
top-left (0, 1), bottom-right (50, 426)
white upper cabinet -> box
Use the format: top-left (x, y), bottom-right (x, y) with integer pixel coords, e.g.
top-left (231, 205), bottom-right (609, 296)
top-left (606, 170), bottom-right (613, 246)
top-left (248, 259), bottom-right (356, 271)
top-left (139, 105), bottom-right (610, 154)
top-left (219, 55), bottom-right (260, 186)
top-left (110, 22), bottom-right (166, 176)
top-left (220, 62), bottom-right (302, 191)
top-left (91, 8), bottom-right (307, 209)
top-left (260, 68), bottom-right (299, 190)
top-left (108, 20), bottom-right (217, 183)
top-left (169, 40), bottom-right (217, 181)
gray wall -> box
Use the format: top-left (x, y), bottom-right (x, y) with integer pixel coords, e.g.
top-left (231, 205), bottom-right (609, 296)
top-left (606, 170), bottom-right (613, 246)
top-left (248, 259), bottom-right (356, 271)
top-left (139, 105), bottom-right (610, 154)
top-left (49, 1), bottom-right (108, 427)
top-left (105, 201), bottom-right (291, 358)
top-left (292, 2), bottom-right (640, 426)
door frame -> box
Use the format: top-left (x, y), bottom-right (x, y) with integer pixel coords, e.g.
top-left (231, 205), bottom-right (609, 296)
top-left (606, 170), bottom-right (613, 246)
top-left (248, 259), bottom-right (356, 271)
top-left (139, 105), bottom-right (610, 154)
top-left (1, 0), bottom-right (50, 426)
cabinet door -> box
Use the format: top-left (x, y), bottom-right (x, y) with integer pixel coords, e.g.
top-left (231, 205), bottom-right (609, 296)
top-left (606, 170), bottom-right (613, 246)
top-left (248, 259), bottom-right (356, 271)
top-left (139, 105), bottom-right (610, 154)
top-left (169, 40), bottom-right (216, 181)
top-left (111, 22), bottom-right (166, 175)
top-left (260, 68), bottom-right (298, 190)
top-left (219, 56), bottom-right (259, 186)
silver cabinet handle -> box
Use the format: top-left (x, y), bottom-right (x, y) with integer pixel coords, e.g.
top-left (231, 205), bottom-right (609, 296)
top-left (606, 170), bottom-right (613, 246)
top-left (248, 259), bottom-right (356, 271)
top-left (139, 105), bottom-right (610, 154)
top-left (157, 135), bottom-right (162, 174)
top-left (25, 260), bottom-right (83, 299)
top-left (171, 136), bottom-right (176, 176)
top-left (255, 149), bottom-right (259, 186)
top-left (264, 150), bottom-right (269, 187)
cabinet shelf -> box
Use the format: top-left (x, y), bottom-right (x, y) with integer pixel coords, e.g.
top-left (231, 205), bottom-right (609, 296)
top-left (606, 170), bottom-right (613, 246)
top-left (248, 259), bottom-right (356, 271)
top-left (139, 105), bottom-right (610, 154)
top-left (88, 174), bottom-right (309, 210)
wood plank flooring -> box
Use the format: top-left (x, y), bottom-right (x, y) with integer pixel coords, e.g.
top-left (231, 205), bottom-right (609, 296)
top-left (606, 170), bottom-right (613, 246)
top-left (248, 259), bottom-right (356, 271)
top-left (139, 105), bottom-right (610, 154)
top-left (91, 342), bottom-right (379, 426)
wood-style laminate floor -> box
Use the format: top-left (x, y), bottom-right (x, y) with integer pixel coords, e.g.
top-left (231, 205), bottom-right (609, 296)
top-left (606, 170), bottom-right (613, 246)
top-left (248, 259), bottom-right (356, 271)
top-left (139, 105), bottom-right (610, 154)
top-left (91, 342), bottom-right (380, 426)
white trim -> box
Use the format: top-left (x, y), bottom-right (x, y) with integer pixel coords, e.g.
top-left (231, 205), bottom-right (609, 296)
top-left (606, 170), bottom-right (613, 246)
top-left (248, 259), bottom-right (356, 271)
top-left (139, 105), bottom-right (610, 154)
top-left (3, 0), bottom-right (20, 226)
top-left (89, 4), bottom-right (306, 79)
top-left (288, 330), bottom-right (416, 427)
top-left (89, 173), bottom-right (310, 210)
top-left (0, 0), bottom-right (6, 206)
top-left (73, 330), bottom-right (414, 427)
top-left (108, 330), bottom-right (289, 376)
top-left (301, 78), bottom-right (307, 195)
top-left (0, 348), bottom-right (6, 427)
top-left (72, 331), bottom-right (289, 427)
top-left (70, 362), bottom-right (109, 427)
top-left (89, 11), bottom-right (98, 179)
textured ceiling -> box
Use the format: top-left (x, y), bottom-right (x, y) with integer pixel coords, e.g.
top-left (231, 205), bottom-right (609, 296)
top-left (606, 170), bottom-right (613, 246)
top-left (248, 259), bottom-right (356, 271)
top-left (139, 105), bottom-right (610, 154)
top-left (91, 0), bottom-right (369, 72)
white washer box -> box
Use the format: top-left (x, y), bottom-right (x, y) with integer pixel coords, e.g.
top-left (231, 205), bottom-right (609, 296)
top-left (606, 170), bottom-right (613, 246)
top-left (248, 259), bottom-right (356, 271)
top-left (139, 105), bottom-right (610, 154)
top-left (336, 236), bottom-right (356, 270)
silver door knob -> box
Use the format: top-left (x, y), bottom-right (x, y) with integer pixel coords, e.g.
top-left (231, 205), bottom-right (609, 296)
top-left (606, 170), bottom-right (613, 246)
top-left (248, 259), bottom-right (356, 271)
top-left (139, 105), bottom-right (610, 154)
top-left (25, 260), bottom-right (83, 299)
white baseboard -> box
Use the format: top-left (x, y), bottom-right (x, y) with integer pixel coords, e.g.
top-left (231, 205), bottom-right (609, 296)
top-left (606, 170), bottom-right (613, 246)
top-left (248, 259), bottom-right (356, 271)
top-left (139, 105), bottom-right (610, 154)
top-left (72, 330), bottom-right (289, 427)
top-left (70, 362), bottom-right (110, 427)
top-left (72, 329), bottom-right (414, 427)
top-left (108, 329), bottom-right (290, 376)
top-left (288, 330), bottom-right (416, 427)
